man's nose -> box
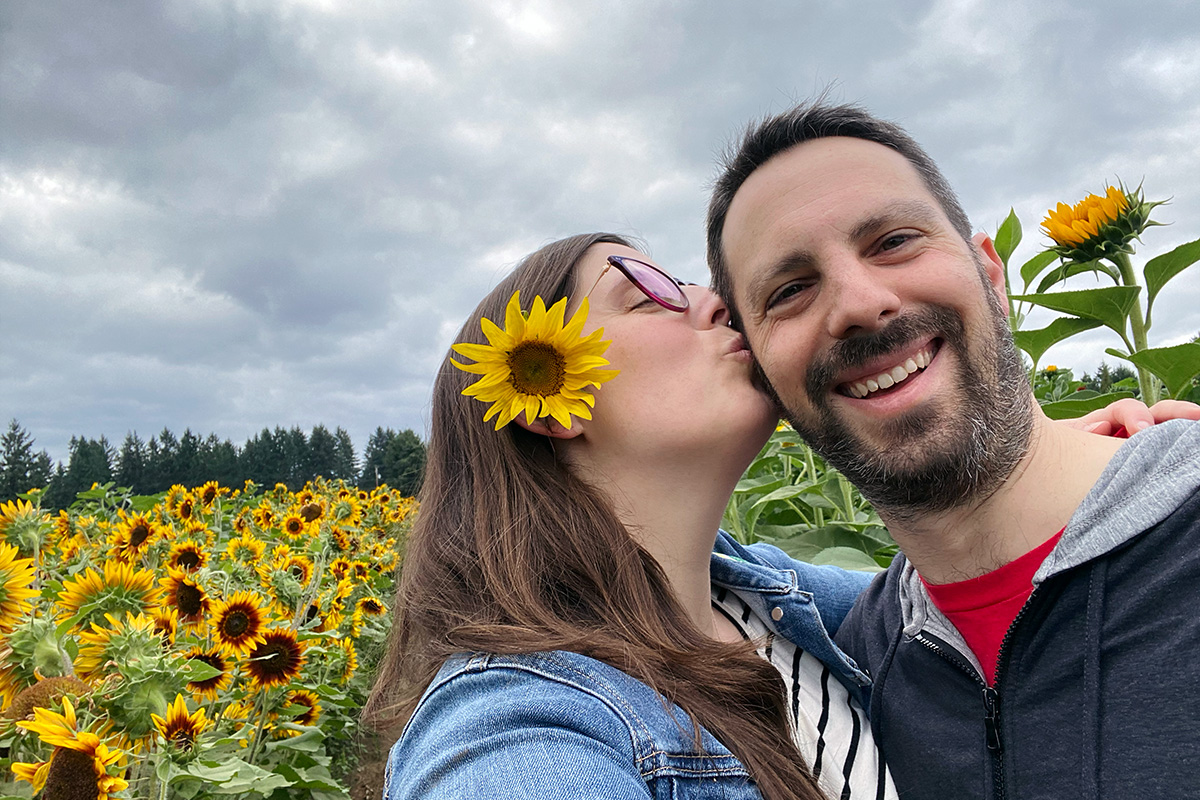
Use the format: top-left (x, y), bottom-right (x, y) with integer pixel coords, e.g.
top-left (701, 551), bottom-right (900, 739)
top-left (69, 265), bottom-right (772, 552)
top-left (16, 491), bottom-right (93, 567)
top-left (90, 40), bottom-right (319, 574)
top-left (822, 260), bottom-right (902, 340)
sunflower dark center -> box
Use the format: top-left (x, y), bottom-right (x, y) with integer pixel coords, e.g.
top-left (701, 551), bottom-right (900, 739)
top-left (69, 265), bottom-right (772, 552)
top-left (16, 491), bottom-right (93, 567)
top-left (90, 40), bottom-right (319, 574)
top-left (177, 551), bottom-right (201, 570)
top-left (507, 341), bottom-right (566, 396)
top-left (177, 583), bottom-right (204, 617)
top-left (179, 501), bottom-right (193, 519)
top-left (44, 746), bottom-right (100, 800)
top-left (171, 727), bottom-right (197, 749)
top-left (223, 610), bottom-right (250, 637)
top-left (130, 523), bottom-right (150, 547)
top-left (290, 564), bottom-right (306, 580)
top-left (202, 487), bottom-right (217, 504)
top-left (287, 519), bottom-right (302, 534)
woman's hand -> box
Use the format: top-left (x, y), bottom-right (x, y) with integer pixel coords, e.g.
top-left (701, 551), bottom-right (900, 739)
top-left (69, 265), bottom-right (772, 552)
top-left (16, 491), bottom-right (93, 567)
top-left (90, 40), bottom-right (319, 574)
top-left (1067, 398), bottom-right (1200, 437)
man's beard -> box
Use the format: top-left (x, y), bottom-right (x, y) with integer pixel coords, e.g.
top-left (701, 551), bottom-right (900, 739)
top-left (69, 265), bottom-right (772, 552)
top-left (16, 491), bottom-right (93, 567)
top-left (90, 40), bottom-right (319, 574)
top-left (759, 294), bottom-right (1034, 523)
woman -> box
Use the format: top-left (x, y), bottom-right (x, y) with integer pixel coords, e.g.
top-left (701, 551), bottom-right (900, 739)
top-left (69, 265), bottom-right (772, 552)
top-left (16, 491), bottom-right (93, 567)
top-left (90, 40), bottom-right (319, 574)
top-left (365, 233), bottom-right (1179, 800)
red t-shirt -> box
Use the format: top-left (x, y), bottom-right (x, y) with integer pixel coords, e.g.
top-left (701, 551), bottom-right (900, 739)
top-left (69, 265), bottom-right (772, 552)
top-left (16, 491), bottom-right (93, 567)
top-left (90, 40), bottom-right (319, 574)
top-left (922, 530), bottom-right (1063, 685)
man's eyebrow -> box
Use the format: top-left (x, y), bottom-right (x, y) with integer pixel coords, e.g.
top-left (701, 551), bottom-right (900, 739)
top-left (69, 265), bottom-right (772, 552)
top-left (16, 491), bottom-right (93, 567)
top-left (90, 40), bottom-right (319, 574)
top-left (849, 200), bottom-right (942, 241)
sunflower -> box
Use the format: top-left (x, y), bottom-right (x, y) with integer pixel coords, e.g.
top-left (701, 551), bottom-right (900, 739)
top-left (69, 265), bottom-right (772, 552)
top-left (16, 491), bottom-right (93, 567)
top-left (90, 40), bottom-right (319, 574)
top-left (225, 533), bottom-right (266, 565)
top-left (356, 596), bottom-right (387, 617)
top-left (166, 540), bottom-right (208, 572)
top-left (210, 591), bottom-right (268, 657)
top-left (183, 647), bottom-right (232, 701)
top-left (5, 676), bottom-right (91, 723)
top-left (273, 688), bottom-right (321, 736)
top-left (152, 693), bottom-right (209, 752)
top-left (331, 637), bottom-right (358, 684)
top-left (196, 480), bottom-right (227, 508)
top-left (13, 697), bottom-right (128, 799)
top-left (298, 500), bottom-right (325, 523)
top-left (252, 505), bottom-right (276, 529)
top-left (0, 542), bottom-right (37, 630)
top-left (109, 511), bottom-right (162, 561)
top-left (1041, 182), bottom-right (1161, 262)
top-left (0, 498), bottom-right (48, 556)
top-left (281, 514), bottom-right (308, 539)
top-left (451, 291), bottom-right (618, 430)
top-left (245, 628), bottom-right (306, 690)
top-left (57, 562), bottom-right (160, 632)
top-left (159, 567), bottom-right (210, 628)
top-left (75, 612), bottom-right (163, 681)
top-left (329, 558), bottom-right (351, 581)
top-left (150, 605), bottom-right (179, 646)
top-left (282, 554), bottom-right (314, 586)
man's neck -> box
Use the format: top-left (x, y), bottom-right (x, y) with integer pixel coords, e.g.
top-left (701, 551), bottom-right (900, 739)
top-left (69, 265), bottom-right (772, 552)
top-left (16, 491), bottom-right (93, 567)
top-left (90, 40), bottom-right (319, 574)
top-left (882, 411), bottom-right (1126, 585)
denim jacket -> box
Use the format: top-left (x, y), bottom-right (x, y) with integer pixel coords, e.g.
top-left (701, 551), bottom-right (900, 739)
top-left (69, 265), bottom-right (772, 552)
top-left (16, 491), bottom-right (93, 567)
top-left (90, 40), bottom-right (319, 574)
top-left (385, 531), bottom-right (873, 799)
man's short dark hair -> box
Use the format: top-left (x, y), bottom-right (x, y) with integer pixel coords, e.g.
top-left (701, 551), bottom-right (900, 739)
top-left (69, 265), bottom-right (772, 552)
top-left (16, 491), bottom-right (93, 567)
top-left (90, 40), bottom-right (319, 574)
top-left (706, 101), bottom-right (973, 319)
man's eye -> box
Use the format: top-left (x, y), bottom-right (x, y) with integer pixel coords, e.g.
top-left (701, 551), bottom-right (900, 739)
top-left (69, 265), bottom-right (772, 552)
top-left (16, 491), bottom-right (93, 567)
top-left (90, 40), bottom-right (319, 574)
top-left (879, 232), bottom-right (916, 251)
top-left (766, 282), bottom-right (809, 309)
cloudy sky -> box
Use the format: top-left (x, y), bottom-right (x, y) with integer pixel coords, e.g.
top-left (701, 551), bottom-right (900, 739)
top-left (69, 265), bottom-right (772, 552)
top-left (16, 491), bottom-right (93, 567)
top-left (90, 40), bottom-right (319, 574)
top-left (3, 0), bottom-right (1200, 464)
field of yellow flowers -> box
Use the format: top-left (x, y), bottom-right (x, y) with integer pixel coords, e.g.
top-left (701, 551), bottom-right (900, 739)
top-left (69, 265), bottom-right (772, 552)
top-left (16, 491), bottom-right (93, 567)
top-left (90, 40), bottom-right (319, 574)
top-left (0, 479), bottom-right (413, 799)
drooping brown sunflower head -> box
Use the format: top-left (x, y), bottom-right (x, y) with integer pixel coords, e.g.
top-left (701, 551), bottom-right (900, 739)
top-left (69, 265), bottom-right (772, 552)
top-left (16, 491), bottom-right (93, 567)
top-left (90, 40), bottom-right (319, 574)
top-left (246, 629), bottom-right (306, 690)
top-left (211, 592), bottom-right (267, 657)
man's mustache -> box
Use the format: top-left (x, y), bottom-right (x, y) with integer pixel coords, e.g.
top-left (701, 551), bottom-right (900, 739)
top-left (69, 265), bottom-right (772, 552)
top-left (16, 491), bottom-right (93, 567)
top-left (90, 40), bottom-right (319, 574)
top-left (804, 307), bottom-right (964, 402)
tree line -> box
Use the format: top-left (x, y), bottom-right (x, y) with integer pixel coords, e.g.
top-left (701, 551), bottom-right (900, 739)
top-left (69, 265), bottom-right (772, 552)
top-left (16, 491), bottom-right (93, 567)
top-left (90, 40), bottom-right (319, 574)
top-left (0, 420), bottom-right (426, 510)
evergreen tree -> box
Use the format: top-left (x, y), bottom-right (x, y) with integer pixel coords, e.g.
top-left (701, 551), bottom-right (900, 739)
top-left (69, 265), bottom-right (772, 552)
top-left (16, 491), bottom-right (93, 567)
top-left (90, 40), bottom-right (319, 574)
top-left (115, 432), bottom-right (147, 493)
top-left (332, 427), bottom-right (358, 483)
top-left (176, 429), bottom-right (203, 487)
top-left (383, 429), bottom-right (426, 497)
top-left (306, 425), bottom-right (338, 483)
top-left (0, 420), bottom-right (52, 500)
top-left (59, 436), bottom-right (115, 504)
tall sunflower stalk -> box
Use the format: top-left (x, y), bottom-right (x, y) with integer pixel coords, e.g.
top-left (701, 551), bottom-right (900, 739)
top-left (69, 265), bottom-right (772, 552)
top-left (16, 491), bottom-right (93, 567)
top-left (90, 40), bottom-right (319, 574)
top-left (994, 182), bottom-right (1200, 415)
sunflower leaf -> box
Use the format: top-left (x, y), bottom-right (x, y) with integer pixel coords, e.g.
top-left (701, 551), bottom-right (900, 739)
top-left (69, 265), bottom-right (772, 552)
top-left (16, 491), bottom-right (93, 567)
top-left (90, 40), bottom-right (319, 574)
top-left (1012, 317), bottom-right (1103, 365)
top-left (1010, 286), bottom-right (1140, 339)
top-left (994, 208), bottom-right (1022, 267)
top-left (1035, 259), bottom-right (1119, 293)
top-left (1144, 238), bottom-right (1200, 323)
top-left (1107, 343), bottom-right (1200, 399)
top-left (1019, 251), bottom-right (1060, 291)
top-left (181, 658), bottom-right (223, 682)
top-left (1038, 391), bottom-right (1135, 419)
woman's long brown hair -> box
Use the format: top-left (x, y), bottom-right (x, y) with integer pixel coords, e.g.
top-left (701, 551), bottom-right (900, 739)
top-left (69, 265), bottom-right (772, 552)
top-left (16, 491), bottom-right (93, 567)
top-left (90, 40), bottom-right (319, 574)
top-left (364, 233), bottom-right (826, 800)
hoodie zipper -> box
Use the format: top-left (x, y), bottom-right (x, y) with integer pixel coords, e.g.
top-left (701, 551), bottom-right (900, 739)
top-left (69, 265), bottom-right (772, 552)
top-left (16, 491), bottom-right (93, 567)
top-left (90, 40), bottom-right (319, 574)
top-left (915, 584), bottom-right (1045, 800)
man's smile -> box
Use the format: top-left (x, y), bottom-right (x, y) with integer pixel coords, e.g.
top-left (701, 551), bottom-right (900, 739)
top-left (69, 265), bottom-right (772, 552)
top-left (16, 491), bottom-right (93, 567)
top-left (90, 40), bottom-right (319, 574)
top-left (837, 340), bottom-right (941, 399)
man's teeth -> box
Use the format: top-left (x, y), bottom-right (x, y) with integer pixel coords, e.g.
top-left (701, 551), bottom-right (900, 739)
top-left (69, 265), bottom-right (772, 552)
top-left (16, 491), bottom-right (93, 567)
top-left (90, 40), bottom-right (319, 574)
top-left (846, 348), bottom-right (933, 398)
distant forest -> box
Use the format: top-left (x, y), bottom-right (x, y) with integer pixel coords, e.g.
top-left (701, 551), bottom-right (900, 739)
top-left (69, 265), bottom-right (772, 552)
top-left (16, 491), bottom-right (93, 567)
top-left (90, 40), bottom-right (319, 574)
top-left (0, 419), bottom-right (426, 510)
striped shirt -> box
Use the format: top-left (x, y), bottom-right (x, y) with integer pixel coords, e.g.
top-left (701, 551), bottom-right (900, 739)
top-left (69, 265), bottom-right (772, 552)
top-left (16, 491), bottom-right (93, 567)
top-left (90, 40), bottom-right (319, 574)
top-left (712, 586), bottom-right (898, 800)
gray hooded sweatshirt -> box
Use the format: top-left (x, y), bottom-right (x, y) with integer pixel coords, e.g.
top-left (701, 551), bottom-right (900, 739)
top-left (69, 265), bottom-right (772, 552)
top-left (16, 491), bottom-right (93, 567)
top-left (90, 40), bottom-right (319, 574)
top-left (836, 419), bottom-right (1200, 800)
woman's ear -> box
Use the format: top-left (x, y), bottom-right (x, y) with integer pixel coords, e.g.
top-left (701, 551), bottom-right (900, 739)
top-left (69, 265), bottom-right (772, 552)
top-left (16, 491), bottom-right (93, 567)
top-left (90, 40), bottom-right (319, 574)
top-left (513, 413), bottom-right (585, 440)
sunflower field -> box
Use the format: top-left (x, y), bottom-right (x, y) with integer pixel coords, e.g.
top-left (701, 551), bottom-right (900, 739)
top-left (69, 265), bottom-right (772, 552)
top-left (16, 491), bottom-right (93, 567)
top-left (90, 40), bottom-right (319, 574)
top-left (0, 478), bottom-right (414, 799)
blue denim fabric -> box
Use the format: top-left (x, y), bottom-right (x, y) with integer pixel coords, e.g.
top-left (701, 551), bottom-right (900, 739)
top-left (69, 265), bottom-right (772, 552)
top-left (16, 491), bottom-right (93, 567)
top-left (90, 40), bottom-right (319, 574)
top-left (384, 531), bottom-right (874, 799)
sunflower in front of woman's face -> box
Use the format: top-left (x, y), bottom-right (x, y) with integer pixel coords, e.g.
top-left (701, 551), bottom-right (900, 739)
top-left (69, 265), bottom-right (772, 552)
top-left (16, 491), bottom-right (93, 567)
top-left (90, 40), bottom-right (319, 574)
top-left (182, 647), bottom-right (232, 701)
top-left (57, 562), bottom-right (160, 632)
top-left (0, 541), bottom-right (37, 631)
top-left (152, 693), bottom-right (209, 753)
top-left (12, 697), bottom-right (129, 799)
top-left (159, 568), bottom-right (210, 628)
top-left (210, 592), bottom-right (268, 657)
top-left (245, 628), bottom-right (306, 690)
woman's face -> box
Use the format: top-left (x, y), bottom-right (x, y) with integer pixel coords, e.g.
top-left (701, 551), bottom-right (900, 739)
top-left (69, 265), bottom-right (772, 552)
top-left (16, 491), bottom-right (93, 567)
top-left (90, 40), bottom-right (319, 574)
top-left (568, 244), bottom-right (778, 462)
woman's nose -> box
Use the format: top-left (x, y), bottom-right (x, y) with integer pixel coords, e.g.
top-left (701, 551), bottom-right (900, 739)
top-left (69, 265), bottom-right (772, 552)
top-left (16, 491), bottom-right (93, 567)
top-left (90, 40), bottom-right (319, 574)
top-left (684, 285), bottom-right (732, 329)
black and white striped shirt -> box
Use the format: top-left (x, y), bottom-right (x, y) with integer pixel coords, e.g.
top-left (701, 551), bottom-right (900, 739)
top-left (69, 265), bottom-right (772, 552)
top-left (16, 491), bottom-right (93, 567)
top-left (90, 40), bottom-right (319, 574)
top-left (712, 587), bottom-right (898, 800)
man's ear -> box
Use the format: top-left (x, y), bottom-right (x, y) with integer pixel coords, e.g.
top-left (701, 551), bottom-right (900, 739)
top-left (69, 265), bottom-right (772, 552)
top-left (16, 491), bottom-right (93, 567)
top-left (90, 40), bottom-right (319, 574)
top-left (972, 233), bottom-right (1011, 314)
top-left (513, 412), bottom-right (585, 440)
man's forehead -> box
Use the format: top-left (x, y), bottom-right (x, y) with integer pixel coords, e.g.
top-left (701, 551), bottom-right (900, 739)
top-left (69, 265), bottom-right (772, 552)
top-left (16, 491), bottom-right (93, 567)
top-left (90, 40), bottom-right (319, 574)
top-left (721, 138), bottom-right (937, 287)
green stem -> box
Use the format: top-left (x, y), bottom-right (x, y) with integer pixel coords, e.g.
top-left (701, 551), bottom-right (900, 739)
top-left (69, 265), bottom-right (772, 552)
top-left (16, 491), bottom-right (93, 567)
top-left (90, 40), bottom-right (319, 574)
top-left (1111, 251), bottom-right (1159, 401)
top-left (247, 692), bottom-right (270, 765)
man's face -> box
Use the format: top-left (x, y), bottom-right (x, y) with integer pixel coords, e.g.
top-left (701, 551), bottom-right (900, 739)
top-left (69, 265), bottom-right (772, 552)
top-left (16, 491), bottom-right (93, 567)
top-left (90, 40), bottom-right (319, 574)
top-left (720, 136), bottom-right (1032, 516)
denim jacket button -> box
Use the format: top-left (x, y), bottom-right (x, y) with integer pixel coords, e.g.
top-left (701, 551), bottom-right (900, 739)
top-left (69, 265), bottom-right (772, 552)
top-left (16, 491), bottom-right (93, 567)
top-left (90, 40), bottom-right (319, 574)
top-left (770, 606), bottom-right (784, 621)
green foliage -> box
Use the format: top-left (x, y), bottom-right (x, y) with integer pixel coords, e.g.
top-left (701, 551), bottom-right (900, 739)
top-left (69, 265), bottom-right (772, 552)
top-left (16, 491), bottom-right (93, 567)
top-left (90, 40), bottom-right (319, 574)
top-left (723, 425), bottom-right (895, 571)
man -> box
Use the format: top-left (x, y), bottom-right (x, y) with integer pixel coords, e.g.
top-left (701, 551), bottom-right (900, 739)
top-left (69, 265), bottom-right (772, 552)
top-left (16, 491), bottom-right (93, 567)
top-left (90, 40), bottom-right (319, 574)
top-left (706, 102), bottom-right (1200, 799)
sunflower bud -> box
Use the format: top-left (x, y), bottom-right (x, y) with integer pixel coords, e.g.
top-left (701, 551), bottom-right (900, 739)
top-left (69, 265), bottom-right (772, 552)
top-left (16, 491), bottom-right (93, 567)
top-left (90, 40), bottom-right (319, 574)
top-left (1041, 183), bottom-right (1163, 263)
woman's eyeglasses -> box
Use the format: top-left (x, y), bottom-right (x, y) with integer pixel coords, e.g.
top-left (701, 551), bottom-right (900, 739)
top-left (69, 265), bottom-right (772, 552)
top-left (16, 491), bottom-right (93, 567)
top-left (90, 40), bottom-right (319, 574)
top-left (584, 255), bottom-right (690, 312)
